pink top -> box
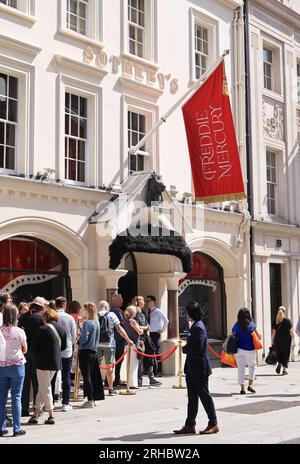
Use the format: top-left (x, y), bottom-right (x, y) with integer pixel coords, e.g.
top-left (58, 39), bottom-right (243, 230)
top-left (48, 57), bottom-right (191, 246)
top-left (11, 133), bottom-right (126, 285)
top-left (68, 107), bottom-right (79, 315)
top-left (0, 326), bottom-right (27, 367)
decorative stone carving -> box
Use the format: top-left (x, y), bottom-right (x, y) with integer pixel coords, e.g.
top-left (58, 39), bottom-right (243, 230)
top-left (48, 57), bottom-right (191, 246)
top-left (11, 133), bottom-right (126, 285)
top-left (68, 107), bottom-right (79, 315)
top-left (146, 173), bottom-right (166, 206)
top-left (263, 100), bottom-right (284, 141)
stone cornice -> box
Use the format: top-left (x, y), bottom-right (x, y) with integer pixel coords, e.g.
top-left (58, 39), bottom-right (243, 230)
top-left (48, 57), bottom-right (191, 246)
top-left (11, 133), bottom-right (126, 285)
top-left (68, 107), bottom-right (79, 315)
top-left (252, 219), bottom-right (300, 236)
top-left (0, 4), bottom-right (36, 24)
top-left (118, 76), bottom-right (163, 98)
top-left (0, 34), bottom-right (41, 57)
top-left (177, 202), bottom-right (244, 226)
top-left (0, 174), bottom-right (112, 206)
top-left (251, 0), bottom-right (300, 30)
top-left (54, 55), bottom-right (108, 79)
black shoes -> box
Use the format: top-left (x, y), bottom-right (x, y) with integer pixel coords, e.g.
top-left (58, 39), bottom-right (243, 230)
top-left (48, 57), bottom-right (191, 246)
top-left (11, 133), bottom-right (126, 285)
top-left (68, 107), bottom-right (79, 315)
top-left (13, 430), bottom-right (26, 437)
top-left (247, 386), bottom-right (256, 393)
top-left (276, 364), bottom-right (281, 374)
top-left (0, 429), bottom-right (9, 437)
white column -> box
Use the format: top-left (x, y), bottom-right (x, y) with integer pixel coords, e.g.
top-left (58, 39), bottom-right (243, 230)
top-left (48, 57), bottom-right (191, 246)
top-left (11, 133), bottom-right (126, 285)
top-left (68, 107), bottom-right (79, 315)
top-left (224, 276), bottom-right (241, 334)
top-left (290, 258), bottom-right (300, 361)
top-left (253, 256), bottom-right (264, 363)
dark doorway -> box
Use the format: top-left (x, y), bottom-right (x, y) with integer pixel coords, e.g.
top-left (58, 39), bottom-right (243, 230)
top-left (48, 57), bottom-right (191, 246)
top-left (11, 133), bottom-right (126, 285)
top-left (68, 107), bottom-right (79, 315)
top-left (0, 236), bottom-right (72, 305)
top-left (178, 252), bottom-right (226, 340)
top-left (118, 253), bottom-right (137, 309)
top-left (270, 263), bottom-right (282, 328)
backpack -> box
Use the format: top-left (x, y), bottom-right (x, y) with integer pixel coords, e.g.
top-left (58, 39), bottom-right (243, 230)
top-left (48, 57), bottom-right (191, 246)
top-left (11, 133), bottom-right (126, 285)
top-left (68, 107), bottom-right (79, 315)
top-left (98, 313), bottom-right (112, 343)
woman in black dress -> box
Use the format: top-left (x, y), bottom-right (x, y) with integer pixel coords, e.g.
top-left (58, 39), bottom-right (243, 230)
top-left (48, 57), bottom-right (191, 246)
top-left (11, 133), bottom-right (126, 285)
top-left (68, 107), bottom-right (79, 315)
top-left (272, 306), bottom-right (295, 375)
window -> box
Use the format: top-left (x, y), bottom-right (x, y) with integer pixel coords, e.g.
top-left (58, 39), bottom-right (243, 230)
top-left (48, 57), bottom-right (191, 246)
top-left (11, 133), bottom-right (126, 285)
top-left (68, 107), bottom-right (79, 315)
top-left (0, 0), bottom-right (17, 8)
top-left (128, 111), bottom-right (146, 174)
top-left (128, 0), bottom-right (145, 58)
top-left (297, 62), bottom-right (300, 104)
top-left (66, 0), bottom-right (88, 36)
top-left (0, 73), bottom-right (18, 172)
top-left (64, 92), bottom-right (87, 183)
top-left (266, 150), bottom-right (276, 215)
top-left (263, 47), bottom-right (274, 91)
top-left (194, 24), bottom-right (208, 79)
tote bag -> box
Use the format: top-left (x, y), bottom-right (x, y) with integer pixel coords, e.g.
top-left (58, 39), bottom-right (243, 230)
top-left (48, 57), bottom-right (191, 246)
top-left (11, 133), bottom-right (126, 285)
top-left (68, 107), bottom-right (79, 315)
top-left (252, 330), bottom-right (262, 350)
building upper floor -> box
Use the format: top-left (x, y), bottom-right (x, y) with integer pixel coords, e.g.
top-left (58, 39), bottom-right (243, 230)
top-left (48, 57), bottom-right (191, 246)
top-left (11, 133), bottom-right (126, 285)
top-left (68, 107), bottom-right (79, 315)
top-left (0, 0), bottom-right (244, 201)
top-left (247, 0), bottom-right (300, 226)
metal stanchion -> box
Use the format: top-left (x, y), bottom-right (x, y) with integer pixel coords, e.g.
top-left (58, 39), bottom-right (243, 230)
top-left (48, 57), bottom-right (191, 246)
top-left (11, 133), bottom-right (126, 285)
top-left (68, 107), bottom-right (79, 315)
top-left (119, 344), bottom-right (136, 396)
top-left (72, 349), bottom-right (83, 402)
top-left (173, 340), bottom-right (185, 389)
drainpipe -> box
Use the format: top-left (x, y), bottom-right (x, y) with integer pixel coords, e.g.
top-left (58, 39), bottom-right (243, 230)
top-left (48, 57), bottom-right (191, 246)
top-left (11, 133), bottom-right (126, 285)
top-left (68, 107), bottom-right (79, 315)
top-left (244, 0), bottom-right (256, 320)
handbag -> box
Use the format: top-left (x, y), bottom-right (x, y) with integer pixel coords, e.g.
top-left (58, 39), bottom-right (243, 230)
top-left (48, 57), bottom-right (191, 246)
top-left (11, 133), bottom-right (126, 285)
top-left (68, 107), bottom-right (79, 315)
top-left (224, 333), bottom-right (238, 354)
top-left (136, 340), bottom-right (145, 361)
top-left (265, 346), bottom-right (278, 365)
top-left (221, 351), bottom-right (237, 367)
top-left (252, 330), bottom-right (262, 350)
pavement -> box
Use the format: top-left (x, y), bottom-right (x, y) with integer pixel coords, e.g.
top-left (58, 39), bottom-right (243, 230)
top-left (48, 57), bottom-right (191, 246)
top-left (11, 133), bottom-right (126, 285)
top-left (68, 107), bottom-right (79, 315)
top-left (2, 362), bottom-right (300, 445)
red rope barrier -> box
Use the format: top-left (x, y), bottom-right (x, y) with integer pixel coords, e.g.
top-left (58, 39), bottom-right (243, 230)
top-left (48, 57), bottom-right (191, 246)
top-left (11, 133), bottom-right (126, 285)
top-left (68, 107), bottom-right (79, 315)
top-left (207, 343), bottom-right (237, 368)
top-left (133, 345), bottom-right (176, 358)
top-left (99, 348), bottom-right (128, 370)
top-left (207, 343), bottom-right (222, 359)
top-left (157, 346), bottom-right (178, 363)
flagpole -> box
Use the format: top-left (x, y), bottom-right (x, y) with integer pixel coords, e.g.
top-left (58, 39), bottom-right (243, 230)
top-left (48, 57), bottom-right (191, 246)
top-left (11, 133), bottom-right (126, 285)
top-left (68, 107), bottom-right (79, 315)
top-left (130, 49), bottom-right (230, 155)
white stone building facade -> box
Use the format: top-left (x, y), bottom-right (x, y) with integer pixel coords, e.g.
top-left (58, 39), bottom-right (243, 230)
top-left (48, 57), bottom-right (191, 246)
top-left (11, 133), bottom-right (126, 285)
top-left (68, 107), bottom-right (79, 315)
top-left (0, 0), bottom-right (248, 370)
top-left (247, 0), bottom-right (300, 361)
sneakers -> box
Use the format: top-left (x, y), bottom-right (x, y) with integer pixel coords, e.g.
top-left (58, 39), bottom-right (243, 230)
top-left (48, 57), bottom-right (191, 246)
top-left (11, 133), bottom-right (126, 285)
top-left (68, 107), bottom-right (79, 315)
top-left (240, 389), bottom-right (246, 395)
top-left (0, 429), bottom-right (8, 437)
top-left (13, 430), bottom-right (26, 437)
top-left (80, 400), bottom-right (94, 408)
top-left (108, 389), bottom-right (117, 396)
top-left (150, 379), bottom-right (162, 386)
top-left (61, 404), bottom-right (73, 412)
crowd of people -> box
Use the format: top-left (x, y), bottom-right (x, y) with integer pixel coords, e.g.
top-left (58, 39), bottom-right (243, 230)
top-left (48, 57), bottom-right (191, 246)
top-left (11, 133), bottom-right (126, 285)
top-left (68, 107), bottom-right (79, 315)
top-left (0, 288), bottom-right (298, 439)
top-left (0, 291), bottom-right (169, 437)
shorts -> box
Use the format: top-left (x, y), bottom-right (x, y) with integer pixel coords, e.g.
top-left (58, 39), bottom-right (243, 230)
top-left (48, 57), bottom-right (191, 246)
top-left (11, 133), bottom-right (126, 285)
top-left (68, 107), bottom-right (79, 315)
top-left (97, 347), bottom-right (116, 366)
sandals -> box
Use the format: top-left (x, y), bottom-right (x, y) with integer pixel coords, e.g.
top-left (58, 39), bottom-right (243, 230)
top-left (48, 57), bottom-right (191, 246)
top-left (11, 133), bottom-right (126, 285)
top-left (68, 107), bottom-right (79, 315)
top-left (44, 417), bottom-right (55, 425)
top-left (28, 416), bottom-right (38, 424)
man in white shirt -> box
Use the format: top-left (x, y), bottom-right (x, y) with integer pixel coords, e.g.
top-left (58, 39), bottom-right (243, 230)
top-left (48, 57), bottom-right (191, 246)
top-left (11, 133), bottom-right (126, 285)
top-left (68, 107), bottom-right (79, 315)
top-left (97, 300), bottom-right (133, 395)
top-left (147, 295), bottom-right (169, 377)
top-left (55, 296), bottom-right (76, 411)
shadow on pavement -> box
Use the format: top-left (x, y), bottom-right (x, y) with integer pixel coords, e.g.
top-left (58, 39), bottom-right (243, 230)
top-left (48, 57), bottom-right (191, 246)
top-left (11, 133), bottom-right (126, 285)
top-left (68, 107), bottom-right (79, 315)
top-left (99, 432), bottom-right (179, 442)
top-left (246, 394), bottom-right (300, 398)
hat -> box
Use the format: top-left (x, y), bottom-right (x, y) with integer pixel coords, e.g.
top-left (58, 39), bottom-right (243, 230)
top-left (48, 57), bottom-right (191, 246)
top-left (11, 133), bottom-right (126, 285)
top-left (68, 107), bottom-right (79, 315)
top-left (29, 297), bottom-right (49, 309)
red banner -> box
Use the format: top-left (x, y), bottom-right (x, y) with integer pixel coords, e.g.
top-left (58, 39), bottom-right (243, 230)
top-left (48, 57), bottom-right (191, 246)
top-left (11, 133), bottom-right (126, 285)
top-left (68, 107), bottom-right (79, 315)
top-left (182, 61), bottom-right (246, 203)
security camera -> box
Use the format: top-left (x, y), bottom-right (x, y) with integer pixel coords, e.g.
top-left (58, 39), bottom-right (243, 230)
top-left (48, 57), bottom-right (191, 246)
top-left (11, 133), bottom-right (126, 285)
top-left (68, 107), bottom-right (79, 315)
top-left (235, 236), bottom-right (243, 247)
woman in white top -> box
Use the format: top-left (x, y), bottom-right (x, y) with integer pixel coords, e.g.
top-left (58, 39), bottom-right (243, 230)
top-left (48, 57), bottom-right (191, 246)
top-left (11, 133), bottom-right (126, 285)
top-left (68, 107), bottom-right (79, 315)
top-left (0, 305), bottom-right (27, 437)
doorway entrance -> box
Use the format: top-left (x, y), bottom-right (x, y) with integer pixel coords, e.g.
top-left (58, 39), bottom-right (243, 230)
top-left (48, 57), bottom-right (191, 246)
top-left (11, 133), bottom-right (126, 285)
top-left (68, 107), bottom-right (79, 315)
top-left (117, 253), bottom-right (137, 309)
top-left (178, 252), bottom-right (226, 340)
top-left (269, 263), bottom-right (282, 328)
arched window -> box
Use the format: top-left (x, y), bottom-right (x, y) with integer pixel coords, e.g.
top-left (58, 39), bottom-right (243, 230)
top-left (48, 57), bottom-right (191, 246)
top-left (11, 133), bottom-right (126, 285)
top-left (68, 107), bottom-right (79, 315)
top-left (0, 236), bottom-right (71, 302)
